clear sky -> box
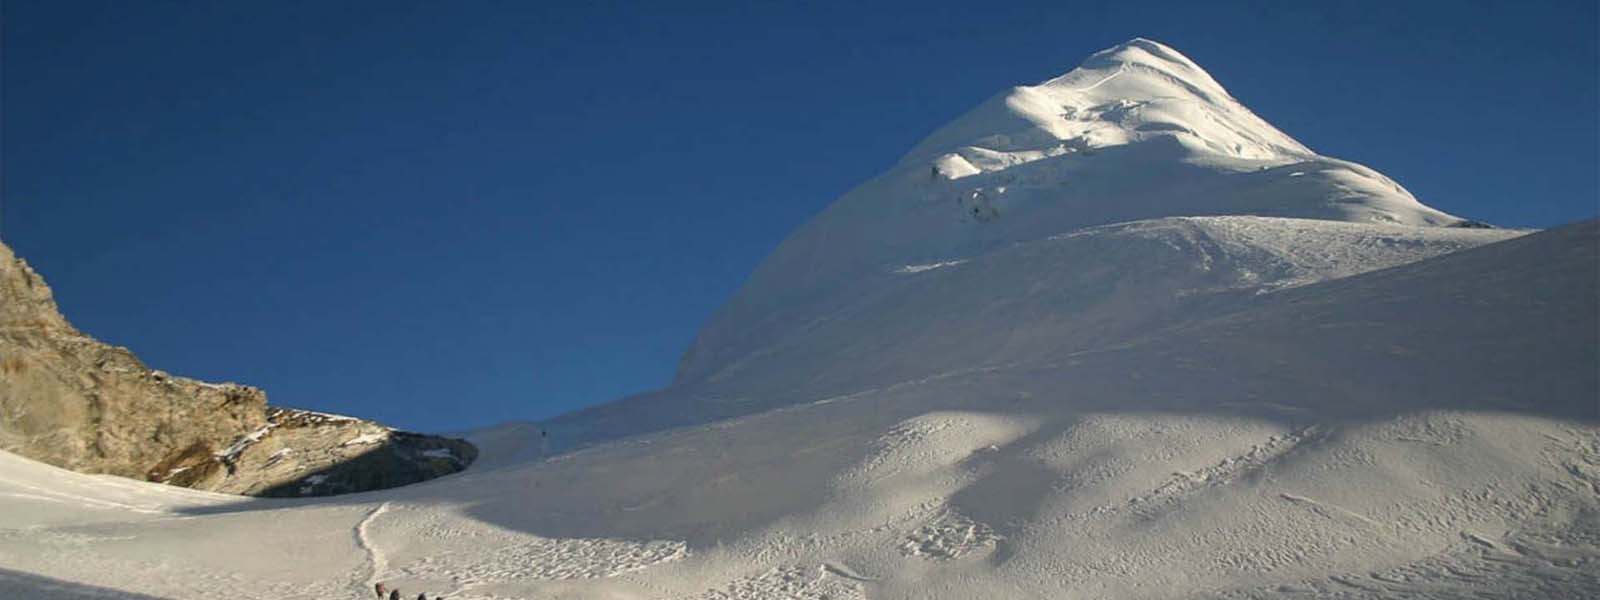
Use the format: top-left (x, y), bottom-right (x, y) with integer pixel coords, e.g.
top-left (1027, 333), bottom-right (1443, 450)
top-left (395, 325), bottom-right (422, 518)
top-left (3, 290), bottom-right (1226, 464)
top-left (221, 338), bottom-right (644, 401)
top-left (3, 1), bottom-right (1596, 432)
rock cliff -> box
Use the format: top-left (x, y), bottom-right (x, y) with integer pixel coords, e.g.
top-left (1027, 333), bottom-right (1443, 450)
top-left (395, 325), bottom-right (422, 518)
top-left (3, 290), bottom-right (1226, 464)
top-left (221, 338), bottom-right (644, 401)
top-left (0, 240), bottom-right (475, 496)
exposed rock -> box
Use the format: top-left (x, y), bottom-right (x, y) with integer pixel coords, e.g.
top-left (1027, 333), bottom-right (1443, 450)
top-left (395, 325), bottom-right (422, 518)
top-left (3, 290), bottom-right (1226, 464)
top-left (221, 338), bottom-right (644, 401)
top-left (149, 407), bottom-right (477, 497)
top-left (0, 240), bottom-right (475, 496)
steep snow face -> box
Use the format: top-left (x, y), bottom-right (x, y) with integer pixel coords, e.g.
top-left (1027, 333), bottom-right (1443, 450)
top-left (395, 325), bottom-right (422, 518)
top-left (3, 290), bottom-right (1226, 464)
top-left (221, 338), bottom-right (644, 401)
top-left (677, 39), bottom-right (1464, 388)
top-left (556, 217), bottom-right (1522, 446)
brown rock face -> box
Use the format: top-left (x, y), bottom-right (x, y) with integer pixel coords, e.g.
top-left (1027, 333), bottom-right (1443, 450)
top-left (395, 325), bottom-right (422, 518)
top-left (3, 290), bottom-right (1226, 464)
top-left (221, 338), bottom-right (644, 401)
top-left (149, 407), bottom-right (477, 497)
top-left (0, 241), bottom-right (475, 496)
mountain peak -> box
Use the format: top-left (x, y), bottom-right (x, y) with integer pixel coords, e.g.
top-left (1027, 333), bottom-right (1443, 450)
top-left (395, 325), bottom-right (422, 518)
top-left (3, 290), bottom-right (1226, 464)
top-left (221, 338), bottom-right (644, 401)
top-left (674, 39), bottom-right (1465, 386)
top-left (904, 39), bottom-right (1309, 168)
top-left (1051, 38), bottom-right (1233, 107)
top-left (1079, 38), bottom-right (1208, 74)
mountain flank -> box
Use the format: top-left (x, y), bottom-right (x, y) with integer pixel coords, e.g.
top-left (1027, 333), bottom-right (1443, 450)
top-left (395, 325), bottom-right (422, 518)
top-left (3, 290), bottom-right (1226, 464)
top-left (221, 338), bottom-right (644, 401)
top-left (0, 240), bottom-right (475, 496)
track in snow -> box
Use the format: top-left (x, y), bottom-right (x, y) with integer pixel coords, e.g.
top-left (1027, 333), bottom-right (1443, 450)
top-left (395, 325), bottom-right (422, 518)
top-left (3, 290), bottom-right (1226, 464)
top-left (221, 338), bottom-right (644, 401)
top-left (355, 502), bottom-right (391, 595)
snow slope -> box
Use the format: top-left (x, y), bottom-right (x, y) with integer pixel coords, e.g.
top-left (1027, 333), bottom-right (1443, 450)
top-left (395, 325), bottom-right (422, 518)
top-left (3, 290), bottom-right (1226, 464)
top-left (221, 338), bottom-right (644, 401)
top-left (553, 217), bottom-right (1522, 446)
top-left (1, 39), bottom-right (1594, 599)
top-left (0, 220), bottom-right (1594, 600)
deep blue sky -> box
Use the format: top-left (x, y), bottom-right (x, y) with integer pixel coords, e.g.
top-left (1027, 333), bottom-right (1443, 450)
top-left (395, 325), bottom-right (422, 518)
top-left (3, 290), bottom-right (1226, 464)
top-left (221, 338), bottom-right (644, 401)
top-left (3, 1), bottom-right (1595, 432)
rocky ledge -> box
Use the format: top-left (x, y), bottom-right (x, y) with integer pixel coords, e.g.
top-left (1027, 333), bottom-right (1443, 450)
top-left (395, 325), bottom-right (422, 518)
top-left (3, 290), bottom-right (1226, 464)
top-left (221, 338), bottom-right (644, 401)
top-left (0, 240), bottom-right (475, 496)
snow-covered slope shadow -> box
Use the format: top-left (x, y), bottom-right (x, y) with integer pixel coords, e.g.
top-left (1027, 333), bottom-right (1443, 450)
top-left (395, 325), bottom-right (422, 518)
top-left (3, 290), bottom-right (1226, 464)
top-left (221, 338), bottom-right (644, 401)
top-left (429, 221), bottom-right (1596, 599)
top-left (0, 568), bottom-right (175, 600)
top-left (1052, 218), bottom-right (1599, 422)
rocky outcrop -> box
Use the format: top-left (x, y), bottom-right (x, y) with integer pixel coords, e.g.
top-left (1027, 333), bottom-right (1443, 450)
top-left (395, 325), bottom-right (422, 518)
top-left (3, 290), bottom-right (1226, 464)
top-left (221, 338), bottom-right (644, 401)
top-left (0, 240), bottom-right (475, 496)
top-left (150, 407), bottom-right (476, 497)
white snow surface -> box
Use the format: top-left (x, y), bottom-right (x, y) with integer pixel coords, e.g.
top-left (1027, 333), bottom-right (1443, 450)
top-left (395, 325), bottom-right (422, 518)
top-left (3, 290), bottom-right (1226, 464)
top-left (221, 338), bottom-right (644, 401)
top-left (0, 219), bottom-right (1595, 599)
top-left (1, 39), bottom-right (1596, 600)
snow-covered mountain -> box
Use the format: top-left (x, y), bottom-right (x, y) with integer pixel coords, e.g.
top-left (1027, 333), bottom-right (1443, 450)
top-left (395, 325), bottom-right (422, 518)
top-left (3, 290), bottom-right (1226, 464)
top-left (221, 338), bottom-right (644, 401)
top-left (0, 39), bottom-right (1594, 600)
top-left (548, 38), bottom-right (1497, 447)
